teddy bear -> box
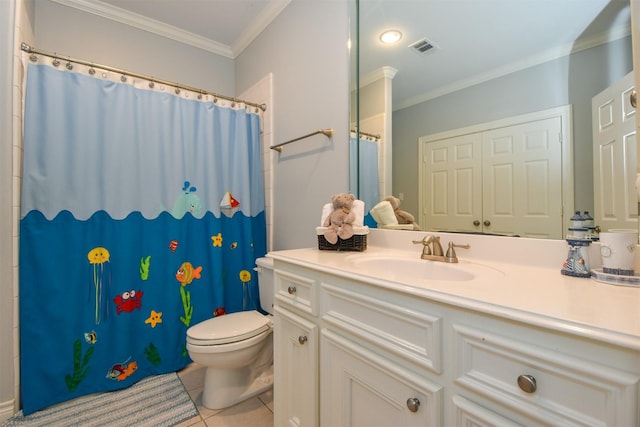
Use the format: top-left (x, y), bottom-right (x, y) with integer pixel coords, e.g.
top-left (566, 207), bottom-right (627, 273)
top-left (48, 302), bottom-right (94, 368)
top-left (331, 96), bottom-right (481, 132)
top-left (323, 193), bottom-right (356, 244)
top-left (384, 196), bottom-right (421, 230)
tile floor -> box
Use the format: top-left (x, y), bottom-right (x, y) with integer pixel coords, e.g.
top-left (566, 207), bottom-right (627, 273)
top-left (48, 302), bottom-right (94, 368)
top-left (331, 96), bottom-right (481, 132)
top-left (175, 363), bottom-right (274, 427)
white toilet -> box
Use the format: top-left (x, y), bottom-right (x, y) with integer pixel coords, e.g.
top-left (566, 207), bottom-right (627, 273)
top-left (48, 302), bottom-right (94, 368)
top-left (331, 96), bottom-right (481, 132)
top-left (186, 257), bottom-right (274, 409)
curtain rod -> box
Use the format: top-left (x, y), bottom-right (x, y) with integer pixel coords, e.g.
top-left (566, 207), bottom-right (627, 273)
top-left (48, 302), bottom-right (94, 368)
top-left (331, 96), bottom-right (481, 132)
top-left (350, 129), bottom-right (380, 140)
top-left (21, 43), bottom-right (267, 113)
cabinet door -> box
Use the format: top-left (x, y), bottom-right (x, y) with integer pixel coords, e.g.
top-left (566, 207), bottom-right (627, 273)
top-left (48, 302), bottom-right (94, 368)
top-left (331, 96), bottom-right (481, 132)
top-left (321, 330), bottom-right (442, 427)
top-left (274, 306), bottom-right (318, 427)
top-left (451, 395), bottom-right (521, 427)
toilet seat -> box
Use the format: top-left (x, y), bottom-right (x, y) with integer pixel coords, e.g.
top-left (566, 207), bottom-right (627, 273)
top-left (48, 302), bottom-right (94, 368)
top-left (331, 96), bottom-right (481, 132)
top-left (187, 310), bottom-right (271, 345)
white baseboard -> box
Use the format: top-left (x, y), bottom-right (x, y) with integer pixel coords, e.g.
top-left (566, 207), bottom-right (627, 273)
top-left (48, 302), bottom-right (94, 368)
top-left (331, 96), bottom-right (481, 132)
top-left (0, 398), bottom-right (16, 422)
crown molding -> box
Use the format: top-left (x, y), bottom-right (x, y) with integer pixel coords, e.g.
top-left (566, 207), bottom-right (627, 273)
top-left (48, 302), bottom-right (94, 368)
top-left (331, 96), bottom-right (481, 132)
top-left (232, 0), bottom-right (292, 57)
top-left (51, 0), bottom-right (235, 58)
top-left (360, 66), bottom-right (398, 88)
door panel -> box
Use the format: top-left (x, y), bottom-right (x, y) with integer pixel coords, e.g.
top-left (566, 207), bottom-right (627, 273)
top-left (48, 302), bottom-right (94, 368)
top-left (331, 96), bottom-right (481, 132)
top-left (422, 133), bottom-right (482, 232)
top-left (592, 72), bottom-right (637, 232)
top-left (483, 117), bottom-right (563, 238)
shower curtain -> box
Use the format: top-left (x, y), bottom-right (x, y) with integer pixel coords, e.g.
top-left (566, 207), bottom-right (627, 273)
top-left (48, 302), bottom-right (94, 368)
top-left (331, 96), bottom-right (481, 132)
top-left (349, 135), bottom-right (380, 226)
top-left (19, 59), bottom-right (266, 415)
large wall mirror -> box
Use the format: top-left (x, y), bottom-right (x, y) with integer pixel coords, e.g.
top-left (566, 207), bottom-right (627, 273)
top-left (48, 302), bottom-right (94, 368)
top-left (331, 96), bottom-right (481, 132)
top-left (351, 0), bottom-right (637, 239)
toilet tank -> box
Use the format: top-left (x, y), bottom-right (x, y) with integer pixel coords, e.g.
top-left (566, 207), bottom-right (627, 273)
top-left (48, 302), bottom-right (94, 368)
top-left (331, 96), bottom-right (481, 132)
top-left (255, 257), bottom-right (274, 314)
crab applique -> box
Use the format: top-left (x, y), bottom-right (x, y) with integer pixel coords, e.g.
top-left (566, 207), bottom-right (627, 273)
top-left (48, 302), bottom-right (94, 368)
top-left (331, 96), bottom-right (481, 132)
top-left (113, 289), bottom-right (144, 314)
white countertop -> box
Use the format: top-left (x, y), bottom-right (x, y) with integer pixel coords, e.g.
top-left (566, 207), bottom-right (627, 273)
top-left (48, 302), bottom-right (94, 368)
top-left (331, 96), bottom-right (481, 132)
top-left (268, 230), bottom-right (640, 351)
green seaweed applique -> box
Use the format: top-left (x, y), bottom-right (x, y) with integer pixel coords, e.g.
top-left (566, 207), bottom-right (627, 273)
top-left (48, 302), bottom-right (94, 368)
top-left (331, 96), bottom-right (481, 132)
top-left (144, 342), bottom-right (162, 366)
top-left (179, 286), bottom-right (193, 327)
top-left (65, 339), bottom-right (94, 392)
top-left (139, 255), bottom-right (151, 281)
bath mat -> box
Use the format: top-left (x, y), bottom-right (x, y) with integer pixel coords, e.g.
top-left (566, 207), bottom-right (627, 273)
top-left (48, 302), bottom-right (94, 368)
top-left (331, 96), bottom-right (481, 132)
top-left (3, 373), bottom-right (198, 427)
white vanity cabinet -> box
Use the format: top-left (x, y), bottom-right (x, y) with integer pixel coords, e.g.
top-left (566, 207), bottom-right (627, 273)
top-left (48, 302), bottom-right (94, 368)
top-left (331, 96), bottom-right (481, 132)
top-left (273, 268), bottom-right (319, 427)
top-left (450, 316), bottom-right (639, 426)
top-left (271, 257), bottom-right (640, 427)
top-left (320, 278), bottom-right (444, 427)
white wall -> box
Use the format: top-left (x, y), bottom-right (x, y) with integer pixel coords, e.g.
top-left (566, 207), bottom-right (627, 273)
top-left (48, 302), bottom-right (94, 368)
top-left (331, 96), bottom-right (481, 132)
top-left (0, 0), bottom-right (16, 420)
top-left (33, 0), bottom-right (235, 95)
top-left (1, 0), bottom-right (36, 419)
top-left (235, 0), bottom-right (350, 251)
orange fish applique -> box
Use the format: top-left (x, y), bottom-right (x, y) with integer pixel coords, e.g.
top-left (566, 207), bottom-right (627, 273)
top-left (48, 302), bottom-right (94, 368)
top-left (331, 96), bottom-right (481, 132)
top-left (176, 262), bottom-right (202, 286)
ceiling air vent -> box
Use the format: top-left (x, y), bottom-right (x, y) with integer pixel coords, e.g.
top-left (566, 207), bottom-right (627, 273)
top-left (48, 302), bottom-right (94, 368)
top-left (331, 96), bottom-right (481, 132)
top-left (409, 38), bottom-right (438, 55)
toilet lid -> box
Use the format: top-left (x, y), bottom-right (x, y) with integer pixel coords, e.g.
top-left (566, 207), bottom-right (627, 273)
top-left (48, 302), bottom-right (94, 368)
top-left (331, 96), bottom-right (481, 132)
top-left (187, 310), bottom-right (271, 345)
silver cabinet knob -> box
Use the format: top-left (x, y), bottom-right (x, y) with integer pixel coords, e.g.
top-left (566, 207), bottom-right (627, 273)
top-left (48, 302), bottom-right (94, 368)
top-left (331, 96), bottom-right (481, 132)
top-left (406, 397), bottom-right (420, 412)
top-left (287, 286), bottom-right (296, 294)
top-left (483, 220), bottom-right (491, 227)
top-left (298, 335), bottom-right (307, 345)
top-left (473, 220), bottom-right (480, 226)
top-left (517, 374), bottom-right (537, 393)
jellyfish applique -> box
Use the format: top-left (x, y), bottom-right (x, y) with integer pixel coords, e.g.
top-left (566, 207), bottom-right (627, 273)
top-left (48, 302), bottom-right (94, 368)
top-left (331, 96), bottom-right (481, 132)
top-left (88, 247), bottom-right (111, 325)
top-left (239, 269), bottom-right (254, 310)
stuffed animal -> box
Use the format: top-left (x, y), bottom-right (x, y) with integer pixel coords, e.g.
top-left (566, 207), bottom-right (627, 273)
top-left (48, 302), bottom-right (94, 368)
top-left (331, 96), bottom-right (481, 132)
top-left (384, 196), bottom-right (421, 230)
top-left (323, 193), bottom-right (356, 244)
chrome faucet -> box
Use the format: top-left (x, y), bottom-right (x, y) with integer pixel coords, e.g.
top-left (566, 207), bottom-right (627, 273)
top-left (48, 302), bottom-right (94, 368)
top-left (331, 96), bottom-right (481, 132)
top-left (412, 234), bottom-right (470, 263)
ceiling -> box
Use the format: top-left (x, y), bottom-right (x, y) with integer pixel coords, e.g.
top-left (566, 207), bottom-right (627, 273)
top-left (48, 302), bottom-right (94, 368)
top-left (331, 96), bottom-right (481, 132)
top-left (58, 0), bottom-right (631, 110)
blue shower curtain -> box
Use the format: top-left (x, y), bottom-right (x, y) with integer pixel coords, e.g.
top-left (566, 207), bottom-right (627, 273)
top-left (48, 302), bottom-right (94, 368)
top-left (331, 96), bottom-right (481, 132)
top-left (349, 136), bottom-right (380, 227)
top-left (19, 62), bottom-right (266, 415)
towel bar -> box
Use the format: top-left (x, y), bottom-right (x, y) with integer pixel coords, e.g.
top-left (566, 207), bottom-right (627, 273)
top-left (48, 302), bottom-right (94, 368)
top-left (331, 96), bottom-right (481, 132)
top-left (270, 128), bottom-right (333, 152)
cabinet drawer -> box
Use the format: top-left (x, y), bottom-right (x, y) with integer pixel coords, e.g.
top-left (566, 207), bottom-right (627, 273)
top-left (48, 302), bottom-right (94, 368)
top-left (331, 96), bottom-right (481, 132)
top-left (454, 324), bottom-right (639, 426)
top-left (321, 282), bottom-right (442, 373)
top-left (274, 269), bottom-right (317, 316)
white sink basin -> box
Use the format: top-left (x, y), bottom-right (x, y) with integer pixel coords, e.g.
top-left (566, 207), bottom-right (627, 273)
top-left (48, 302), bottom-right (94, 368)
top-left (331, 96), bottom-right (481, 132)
top-left (345, 255), bottom-right (504, 282)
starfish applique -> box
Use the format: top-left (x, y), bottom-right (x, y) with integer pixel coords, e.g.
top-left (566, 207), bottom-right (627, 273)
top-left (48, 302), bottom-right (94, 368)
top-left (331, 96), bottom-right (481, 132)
top-left (211, 233), bottom-right (223, 247)
top-left (144, 310), bottom-right (163, 328)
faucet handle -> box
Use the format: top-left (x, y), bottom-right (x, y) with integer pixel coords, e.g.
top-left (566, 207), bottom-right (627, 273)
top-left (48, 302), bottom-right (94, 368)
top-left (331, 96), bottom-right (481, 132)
top-left (412, 238), bottom-right (432, 255)
top-left (445, 242), bottom-right (470, 263)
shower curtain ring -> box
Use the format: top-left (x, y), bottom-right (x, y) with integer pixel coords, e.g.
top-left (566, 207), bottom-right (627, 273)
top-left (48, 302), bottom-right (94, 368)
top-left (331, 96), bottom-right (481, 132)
top-left (121, 75), bottom-right (127, 83)
top-left (66, 62), bottom-right (73, 70)
top-left (29, 54), bottom-right (37, 62)
top-left (52, 58), bottom-right (60, 67)
top-left (148, 81), bottom-right (155, 89)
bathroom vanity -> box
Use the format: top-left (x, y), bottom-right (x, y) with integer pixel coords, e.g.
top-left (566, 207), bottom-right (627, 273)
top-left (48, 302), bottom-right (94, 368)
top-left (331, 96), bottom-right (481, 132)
top-left (270, 229), bottom-right (640, 427)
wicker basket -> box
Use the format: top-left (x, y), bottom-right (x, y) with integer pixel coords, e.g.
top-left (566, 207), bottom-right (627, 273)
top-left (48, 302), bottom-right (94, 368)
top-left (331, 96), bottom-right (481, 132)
top-left (316, 226), bottom-right (368, 251)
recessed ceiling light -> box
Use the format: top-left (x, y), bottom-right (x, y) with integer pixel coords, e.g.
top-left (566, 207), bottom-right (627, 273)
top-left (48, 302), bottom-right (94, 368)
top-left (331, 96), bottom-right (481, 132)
top-left (379, 30), bottom-right (402, 44)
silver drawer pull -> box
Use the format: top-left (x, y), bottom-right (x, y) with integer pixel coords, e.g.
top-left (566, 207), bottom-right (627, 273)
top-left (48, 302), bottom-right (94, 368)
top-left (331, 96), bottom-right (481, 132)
top-left (517, 374), bottom-right (537, 393)
top-left (406, 397), bottom-right (420, 412)
top-left (298, 335), bottom-right (307, 345)
top-left (287, 286), bottom-right (296, 294)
